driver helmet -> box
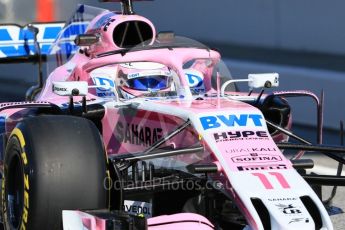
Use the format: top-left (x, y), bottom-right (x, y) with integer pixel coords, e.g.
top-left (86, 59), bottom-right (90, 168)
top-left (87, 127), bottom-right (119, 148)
top-left (117, 62), bottom-right (173, 98)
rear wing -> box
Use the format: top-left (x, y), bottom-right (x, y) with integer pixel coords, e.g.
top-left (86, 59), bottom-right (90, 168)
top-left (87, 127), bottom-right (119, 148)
top-left (0, 23), bottom-right (65, 62)
top-left (0, 4), bottom-right (107, 100)
top-left (0, 4), bottom-right (106, 65)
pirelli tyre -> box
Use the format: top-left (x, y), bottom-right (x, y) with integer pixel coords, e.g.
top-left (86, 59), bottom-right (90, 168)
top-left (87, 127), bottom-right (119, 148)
top-left (2, 115), bottom-right (109, 230)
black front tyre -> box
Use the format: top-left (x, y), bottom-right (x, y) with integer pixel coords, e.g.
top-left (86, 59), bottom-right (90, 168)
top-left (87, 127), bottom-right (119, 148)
top-left (2, 115), bottom-right (109, 230)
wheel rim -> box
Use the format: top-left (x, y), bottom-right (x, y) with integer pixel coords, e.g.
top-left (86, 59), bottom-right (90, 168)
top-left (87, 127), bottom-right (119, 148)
top-left (6, 153), bottom-right (24, 229)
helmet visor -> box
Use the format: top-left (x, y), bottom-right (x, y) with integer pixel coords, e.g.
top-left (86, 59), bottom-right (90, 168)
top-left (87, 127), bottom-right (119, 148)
top-left (126, 75), bottom-right (170, 91)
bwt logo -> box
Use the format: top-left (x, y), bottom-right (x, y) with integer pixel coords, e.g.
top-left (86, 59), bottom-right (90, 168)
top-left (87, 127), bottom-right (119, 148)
top-left (199, 114), bottom-right (263, 130)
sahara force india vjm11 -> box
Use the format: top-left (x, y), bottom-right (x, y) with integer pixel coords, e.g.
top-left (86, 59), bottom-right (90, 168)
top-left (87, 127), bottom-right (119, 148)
top-left (0, 0), bottom-right (344, 229)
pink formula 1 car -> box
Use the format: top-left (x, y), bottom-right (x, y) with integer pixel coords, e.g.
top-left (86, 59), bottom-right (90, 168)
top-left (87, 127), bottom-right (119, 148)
top-left (0, 1), bottom-right (344, 230)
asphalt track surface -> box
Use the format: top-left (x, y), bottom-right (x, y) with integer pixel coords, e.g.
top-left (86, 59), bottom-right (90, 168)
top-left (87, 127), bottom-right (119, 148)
top-left (0, 63), bottom-right (344, 229)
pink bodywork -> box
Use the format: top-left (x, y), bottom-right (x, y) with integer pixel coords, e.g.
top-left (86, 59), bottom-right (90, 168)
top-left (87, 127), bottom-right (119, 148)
top-left (2, 20), bottom-right (292, 230)
top-left (63, 212), bottom-right (214, 230)
top-left (0, 8), bottom-right (332, 230)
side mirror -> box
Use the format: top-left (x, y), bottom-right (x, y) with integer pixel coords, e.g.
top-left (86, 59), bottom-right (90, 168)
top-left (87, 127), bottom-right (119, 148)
top-left (248, 73), bottom-right (279, 89)
top-left (74, 34), bottom-right (99, 46)
top-left (53, 81), bottom-right (88, 96)
top-left (157, 31), bottom-right (175, 43)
